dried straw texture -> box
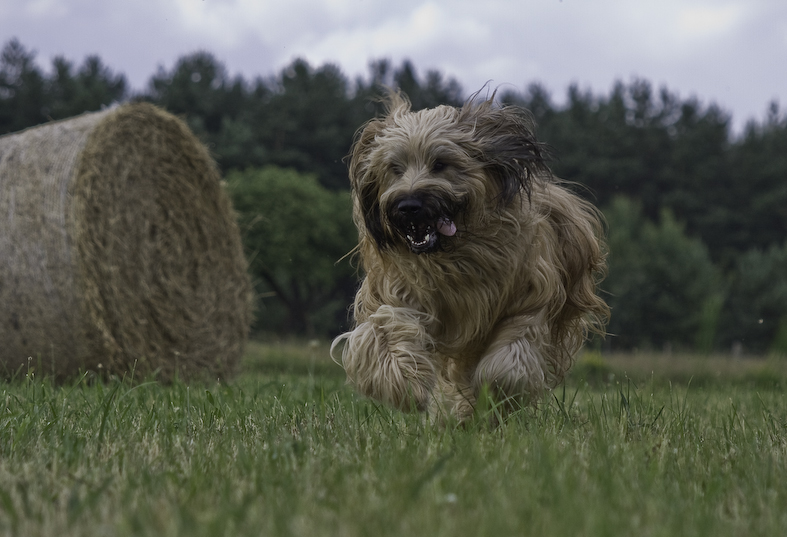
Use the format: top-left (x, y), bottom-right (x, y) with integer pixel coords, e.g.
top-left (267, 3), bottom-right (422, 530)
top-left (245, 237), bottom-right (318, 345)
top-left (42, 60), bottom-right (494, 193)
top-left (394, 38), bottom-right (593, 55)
top-left (0, 103), bottom-right (252, 381)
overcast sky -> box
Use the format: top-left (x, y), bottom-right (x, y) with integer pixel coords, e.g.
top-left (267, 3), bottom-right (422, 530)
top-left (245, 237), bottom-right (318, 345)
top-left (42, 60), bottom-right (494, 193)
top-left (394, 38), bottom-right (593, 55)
top-left (2, 0), bottom-right (785, 132)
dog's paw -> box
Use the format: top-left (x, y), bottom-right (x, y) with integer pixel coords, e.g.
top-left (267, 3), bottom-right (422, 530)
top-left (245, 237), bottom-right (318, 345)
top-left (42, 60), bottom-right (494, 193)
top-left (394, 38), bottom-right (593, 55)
top-left (428, 392), bottom-right (475, 427)
top-left (376, 348), bottom-right (436, 411)
top-left (473, 338), bottom-right (546, 400)
top-left (427, 365), bottom-right (476, 425)
top-left (334, 307), bottom-right (438, 411)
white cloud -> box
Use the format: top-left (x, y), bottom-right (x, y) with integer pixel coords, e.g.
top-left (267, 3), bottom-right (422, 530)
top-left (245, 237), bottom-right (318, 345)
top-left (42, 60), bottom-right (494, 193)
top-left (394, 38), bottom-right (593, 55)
top-left (170, 0), bottom-right (272, 47)
top-left (168, 0), bottom-right (399, 50)
top-left (24, 0), bottom-right (68, 17)
top-left (676, 4), bottom-right (746, 41)
top-left (278, 2), bottom-right (494, 85)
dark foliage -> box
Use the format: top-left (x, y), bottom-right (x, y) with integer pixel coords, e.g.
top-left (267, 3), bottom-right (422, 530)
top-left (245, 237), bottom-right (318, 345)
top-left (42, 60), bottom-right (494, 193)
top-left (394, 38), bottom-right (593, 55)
top-left (0, 38), bottom-right (126, 134)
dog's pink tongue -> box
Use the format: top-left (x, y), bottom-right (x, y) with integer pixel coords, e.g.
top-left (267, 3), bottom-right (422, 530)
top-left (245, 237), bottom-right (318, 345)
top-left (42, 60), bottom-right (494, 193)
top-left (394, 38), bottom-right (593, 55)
top-left (437, 219), bottom-right (456, 237)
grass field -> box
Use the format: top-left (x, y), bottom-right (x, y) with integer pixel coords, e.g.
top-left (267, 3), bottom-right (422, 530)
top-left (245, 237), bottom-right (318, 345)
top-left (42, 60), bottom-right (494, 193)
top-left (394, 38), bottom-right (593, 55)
top-left (2, 342), bottom-right (787, 536)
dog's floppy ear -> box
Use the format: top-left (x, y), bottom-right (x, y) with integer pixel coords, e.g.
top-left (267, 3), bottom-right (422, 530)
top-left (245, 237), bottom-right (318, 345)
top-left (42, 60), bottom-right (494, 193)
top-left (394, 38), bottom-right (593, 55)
top-left (348, 115), bottom-right (390, 249)
top-left (460, 100), bottom-right (549, 206)
top-left (348, 91), bottom-right (412, 250)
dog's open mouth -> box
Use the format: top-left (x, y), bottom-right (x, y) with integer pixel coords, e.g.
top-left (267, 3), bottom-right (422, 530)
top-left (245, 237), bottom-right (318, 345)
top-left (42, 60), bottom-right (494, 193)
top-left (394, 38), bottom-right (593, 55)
top-left (403, 218), bottom-right (457, 254)
top-left (388, 194), bottom-right (461, 254)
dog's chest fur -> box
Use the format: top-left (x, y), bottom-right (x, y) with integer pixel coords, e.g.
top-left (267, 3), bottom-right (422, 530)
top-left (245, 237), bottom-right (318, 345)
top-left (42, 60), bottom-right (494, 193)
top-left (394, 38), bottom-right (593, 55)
top-left (380, 227), bottom-right (534, 361)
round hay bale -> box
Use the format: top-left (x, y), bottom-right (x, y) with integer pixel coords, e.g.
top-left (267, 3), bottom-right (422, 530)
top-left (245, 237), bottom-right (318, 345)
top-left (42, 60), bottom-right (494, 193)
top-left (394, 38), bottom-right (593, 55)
top-left (0, 102), bottom-right (253, 381)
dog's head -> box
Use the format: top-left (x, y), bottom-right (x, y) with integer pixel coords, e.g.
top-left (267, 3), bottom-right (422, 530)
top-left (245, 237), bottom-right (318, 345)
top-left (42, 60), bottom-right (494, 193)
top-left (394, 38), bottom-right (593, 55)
top-left (348, 92), bottom-right (549, 255)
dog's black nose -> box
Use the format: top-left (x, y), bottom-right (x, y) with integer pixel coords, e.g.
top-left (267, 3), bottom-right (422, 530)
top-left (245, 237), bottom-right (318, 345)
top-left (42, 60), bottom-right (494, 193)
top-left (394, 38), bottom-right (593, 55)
top-left (396, 198), bottom-right (423, 215)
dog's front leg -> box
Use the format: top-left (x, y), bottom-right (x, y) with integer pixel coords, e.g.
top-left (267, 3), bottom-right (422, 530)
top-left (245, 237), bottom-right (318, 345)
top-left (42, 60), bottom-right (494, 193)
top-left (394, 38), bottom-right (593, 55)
top-left (335, 305), bottom-right (437, 411)
top-left (472, 317), bottom-right (550, 404)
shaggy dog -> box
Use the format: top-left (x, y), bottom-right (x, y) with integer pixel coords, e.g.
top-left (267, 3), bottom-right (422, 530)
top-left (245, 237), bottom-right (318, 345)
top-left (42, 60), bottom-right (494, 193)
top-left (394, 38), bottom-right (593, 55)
top-left (332, 92), bottom-right (608, 422)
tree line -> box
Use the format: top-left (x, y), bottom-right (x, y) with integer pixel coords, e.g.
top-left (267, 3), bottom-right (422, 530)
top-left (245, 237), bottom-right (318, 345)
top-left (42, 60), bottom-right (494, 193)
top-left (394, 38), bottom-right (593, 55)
top-left (2, 38), bottom-right (786, 355)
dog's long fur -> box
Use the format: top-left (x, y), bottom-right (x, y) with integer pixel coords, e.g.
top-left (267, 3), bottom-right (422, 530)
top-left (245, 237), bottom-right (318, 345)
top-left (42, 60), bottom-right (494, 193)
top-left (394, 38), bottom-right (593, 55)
top-left (332, 92), bottom-right (608, 422)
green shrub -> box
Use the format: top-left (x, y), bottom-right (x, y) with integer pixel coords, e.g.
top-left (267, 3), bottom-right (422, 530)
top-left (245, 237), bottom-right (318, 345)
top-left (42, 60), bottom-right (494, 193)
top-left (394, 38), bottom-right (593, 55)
top-left (721, 243), bottom-right (787, 353)
top-left (226, 166), bottom-right (357, 336)
top-left (603, 196), bottom-right (722, 351)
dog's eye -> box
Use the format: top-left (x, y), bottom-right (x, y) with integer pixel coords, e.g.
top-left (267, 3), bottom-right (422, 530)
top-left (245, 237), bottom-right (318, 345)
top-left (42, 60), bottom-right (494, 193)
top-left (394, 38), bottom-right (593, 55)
top-left (389, 163), bottom-right (404, 176)
top-left (431, 161), bottom-right (447, 173)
